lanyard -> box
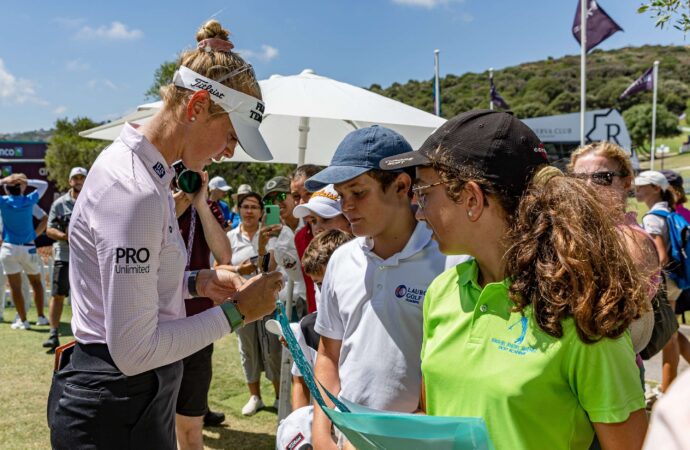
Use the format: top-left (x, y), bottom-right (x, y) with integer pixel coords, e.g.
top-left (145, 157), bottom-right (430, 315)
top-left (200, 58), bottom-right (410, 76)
top-left (185, 206), bottom-right (196, 270)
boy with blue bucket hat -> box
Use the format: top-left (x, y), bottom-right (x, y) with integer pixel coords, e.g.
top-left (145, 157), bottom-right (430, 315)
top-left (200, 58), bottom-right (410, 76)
top-left (306, 126), bottom-right (446, 449)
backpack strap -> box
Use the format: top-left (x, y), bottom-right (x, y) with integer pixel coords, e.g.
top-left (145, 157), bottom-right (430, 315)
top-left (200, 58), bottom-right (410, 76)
top-left (646, 209), bottom-right (671, 220)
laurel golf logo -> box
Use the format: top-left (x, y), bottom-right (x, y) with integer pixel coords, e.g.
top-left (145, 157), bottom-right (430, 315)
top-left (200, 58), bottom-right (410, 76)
top-left (394, 284), bottom-right (426, 305)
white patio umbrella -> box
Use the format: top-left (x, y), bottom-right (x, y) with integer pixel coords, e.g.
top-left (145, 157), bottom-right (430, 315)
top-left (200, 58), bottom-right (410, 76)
top-left (80, 69), bottom-right (445, 165)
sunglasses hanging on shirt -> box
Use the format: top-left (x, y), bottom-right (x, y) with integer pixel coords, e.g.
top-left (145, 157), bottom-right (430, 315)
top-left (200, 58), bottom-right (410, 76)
top-left (173, 161), bottom-right (202, 194)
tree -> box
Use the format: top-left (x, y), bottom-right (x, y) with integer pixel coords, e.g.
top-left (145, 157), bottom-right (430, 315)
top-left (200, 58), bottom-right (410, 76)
top-left (622, 104), bottom-right (679, 150)
top-left (45, 117), bottom-right (107, 190)
top-left (638, 1), bottom-right (690, 33)
top-left (145, 60), bottom-right (177, 100)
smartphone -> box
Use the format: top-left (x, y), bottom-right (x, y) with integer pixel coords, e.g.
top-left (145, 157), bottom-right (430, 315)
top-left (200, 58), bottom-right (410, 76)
top-left (54, 341), bottom-right (76, 372)
top-left (264, 204), bottom-right (281, 226)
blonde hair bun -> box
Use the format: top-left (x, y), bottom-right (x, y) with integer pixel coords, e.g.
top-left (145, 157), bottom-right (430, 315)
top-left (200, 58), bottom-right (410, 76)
top-left (196, 19), bottom-right (230, 42)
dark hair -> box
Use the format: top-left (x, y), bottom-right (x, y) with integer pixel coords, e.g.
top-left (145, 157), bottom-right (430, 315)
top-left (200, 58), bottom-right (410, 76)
top-left (5, 185), bottom-right (21, 196)
top-left (366, 168), bottom-right (414, 198)
top-left (302, 229), bottom-right (354, 275)
top-left (238, 192), bottom-right (263, 209)
top-left (428, 147), bottom-right (646, 344)
top-left (291, 164), bottom-right (322, 181)
top-left (662, 188), bottom-right (677, 210)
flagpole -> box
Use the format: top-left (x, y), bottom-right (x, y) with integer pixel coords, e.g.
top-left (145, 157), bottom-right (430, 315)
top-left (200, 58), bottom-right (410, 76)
top-left (434, 49), bottom-right (441, 116)
top-left (651, 60), bottom-right (659, 170)
top-left (580, 0), bottom-right (587, 147)
top-left (489, 68), bottom-right (494, 110)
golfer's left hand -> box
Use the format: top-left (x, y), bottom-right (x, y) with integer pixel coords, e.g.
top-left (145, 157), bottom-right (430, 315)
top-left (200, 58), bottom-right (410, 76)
top-left (196, 267), bottom-right (245, 304)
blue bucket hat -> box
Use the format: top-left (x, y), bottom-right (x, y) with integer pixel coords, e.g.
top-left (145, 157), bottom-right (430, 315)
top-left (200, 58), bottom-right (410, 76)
top-left (305, 126), bottom-right (413, 192)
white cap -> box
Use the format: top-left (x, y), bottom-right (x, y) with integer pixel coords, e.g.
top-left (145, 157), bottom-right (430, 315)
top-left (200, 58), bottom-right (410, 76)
top-left (236, 184), bottom-right (252, 195)
top-left (634, 170), bottom-right (669, 191)
top-left (69, 167), bottom-right (88, 179)
top-left (276, 406), bottom-right (313, 450)
top-left (209, 176), bottom-right (232, 192)
top-left (293, 185), bottom-right (342, 219)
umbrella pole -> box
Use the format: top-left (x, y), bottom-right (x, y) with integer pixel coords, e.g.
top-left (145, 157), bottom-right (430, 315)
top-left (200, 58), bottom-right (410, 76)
top-left (298, 117), bottom-right (310, 166)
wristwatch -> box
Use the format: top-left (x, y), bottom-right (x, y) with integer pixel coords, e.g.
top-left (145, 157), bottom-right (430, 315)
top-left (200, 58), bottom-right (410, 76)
top-left (220, 301), bottom-right (245, 332)
top-left (187, 270), bottom-right (200, 297)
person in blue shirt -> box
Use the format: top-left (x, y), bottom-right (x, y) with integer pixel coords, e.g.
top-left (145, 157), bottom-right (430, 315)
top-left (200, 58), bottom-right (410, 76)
top-left (0, 173), bottom-right (49, 330)
top-left (209, 176), bottom-right (240, 230)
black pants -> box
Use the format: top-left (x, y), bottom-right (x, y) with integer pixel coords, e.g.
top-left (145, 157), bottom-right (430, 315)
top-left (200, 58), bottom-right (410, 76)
top-left (47, 343), bottom-right (183, 450)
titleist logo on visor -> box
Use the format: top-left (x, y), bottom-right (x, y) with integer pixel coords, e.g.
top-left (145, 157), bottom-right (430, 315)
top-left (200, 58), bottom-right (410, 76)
top-left (192, 78), bottom-right (226, 100)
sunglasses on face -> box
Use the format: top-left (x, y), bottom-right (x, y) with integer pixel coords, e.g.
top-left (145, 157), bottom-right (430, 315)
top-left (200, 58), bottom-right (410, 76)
top-left (265, 192), bottom-right (288, 204)
top-left (571, 171), bottom-right (625, 187)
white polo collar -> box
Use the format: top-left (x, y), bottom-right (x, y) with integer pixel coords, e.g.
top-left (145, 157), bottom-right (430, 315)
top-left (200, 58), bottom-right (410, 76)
top-left (119, 123), bottom-right (175, 186)
top-left (360, 221), bottom-right (433, 266)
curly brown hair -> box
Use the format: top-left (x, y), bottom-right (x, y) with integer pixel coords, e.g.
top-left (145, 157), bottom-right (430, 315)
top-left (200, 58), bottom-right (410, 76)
top-left (427, 147), bottom-right (647, 343)
top-left (302, 229), bottom-right (354, 276)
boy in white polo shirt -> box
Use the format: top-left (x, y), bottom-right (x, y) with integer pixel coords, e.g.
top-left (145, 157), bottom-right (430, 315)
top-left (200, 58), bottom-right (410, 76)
top-left (304, 126), bottom-right (446, 449)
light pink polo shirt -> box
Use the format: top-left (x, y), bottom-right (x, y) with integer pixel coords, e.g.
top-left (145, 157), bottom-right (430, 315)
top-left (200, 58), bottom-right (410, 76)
top-left (69, 124), bottom-right (230, 376)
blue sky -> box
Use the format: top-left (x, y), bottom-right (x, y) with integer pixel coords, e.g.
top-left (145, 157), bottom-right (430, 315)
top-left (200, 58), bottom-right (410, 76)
top-left (0, 0), bottom-right (686, 133)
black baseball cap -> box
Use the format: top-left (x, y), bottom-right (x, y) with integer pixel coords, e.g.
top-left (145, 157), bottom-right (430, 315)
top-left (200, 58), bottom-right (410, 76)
top-left (661, 169), bottom-right (683, 189)
top-left (379, 110), bottom-right (549, 194)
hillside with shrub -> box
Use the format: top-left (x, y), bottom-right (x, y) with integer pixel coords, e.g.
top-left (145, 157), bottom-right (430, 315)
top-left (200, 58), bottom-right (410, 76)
top-left (369, 45), bottom-right (690, 122)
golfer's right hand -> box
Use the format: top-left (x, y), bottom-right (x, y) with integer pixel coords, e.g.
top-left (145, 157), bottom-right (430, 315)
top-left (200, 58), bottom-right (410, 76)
top-left (233, 271), bottom-right (284, 323)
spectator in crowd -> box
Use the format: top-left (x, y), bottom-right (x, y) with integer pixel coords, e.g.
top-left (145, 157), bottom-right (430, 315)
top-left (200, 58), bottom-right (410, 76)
top-left (305, 126), bottom-right (446, 449)
top-left (380, 110), bottom-right (648, 450)
top-left (293, 185), bottom-right (351, 237)
top-left (43, 167), bottom-right (87, 349)
top-left (173, 172), bottom-right (233, 448)
top-left (291, 164), bottom-right (322, 206)
top-left (569, 143), bottom-right (657, 357)
top-left (662, 170), bottom-right (690, 222)
top-left (0, 173), bottom-right (49, 330)
top-left (291, 229), bottom-right (354, 411)
top-left (0, 204), bottom-right (48, 323)
top-left (291, 165), bottom-right (322, 314)
top-left (635, 170), bottom-right (690, 393)
top-left (227, 191), bottom-right (283, 416)
top-left (263, 176), bottom-right (307, 319)
top-left (208, 175), bottom-right (238, 230)
top-left (228, 183), bottom-right (252, 230)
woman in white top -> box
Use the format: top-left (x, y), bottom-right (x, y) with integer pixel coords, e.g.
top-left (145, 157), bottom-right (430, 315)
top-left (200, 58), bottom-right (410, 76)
top-left (47, 20), bottom-right (283, 450)
top-left (634, 170), bottom-right (690, 393)
top-left (227, 192), bottom-right (283, 416)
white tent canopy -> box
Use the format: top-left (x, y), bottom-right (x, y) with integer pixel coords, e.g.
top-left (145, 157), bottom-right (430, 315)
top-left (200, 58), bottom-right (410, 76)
top-left (80, 69), bottom-right (445, 165)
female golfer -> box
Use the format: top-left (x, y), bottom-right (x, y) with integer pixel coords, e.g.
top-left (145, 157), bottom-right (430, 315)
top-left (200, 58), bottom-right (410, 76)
top-left (380, 110), bottom-right (648, 450)
top-left (47, 20), bottom-right (283, 449)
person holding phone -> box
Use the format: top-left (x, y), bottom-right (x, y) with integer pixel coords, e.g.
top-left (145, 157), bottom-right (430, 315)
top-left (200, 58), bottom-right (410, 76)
top-left (47, 20), bottom-right (284, 450)
top-left (226, 191), bottom-right (283, 415)
top-left (262, 176), bottom-right (307, 319)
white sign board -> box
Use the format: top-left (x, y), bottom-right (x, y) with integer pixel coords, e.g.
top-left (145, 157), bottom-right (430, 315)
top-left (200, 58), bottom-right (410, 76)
top-left (522, 109), bottom-right (631, 150)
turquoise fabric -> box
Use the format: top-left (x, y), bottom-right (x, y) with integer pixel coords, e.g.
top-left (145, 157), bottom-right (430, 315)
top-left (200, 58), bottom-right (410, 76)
top-left (276, 302), bottom-right (494, 450)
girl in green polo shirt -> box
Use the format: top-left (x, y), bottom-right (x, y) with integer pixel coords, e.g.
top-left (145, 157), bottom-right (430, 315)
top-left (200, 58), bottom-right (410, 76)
top-left (379, 111), bottom-right (649, 450)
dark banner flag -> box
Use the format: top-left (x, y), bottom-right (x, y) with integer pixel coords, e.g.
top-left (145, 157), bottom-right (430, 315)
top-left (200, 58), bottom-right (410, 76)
top-left (490, 76), bottom-right (509, 110)
top-left (572, 0), bottom-right (623, 52)
top-left (619, 67), bottom-right (654, 99)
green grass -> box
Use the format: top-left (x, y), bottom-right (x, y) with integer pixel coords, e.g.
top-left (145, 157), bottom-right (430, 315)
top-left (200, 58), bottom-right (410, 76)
top-left (0, 306), bottom-right (278, 450)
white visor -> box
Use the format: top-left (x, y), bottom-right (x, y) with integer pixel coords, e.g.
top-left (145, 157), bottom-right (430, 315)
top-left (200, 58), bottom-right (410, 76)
top-left (173, 66), bottom-right (273, 161)
top-left (293, 184), bottom-right (343, 219)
